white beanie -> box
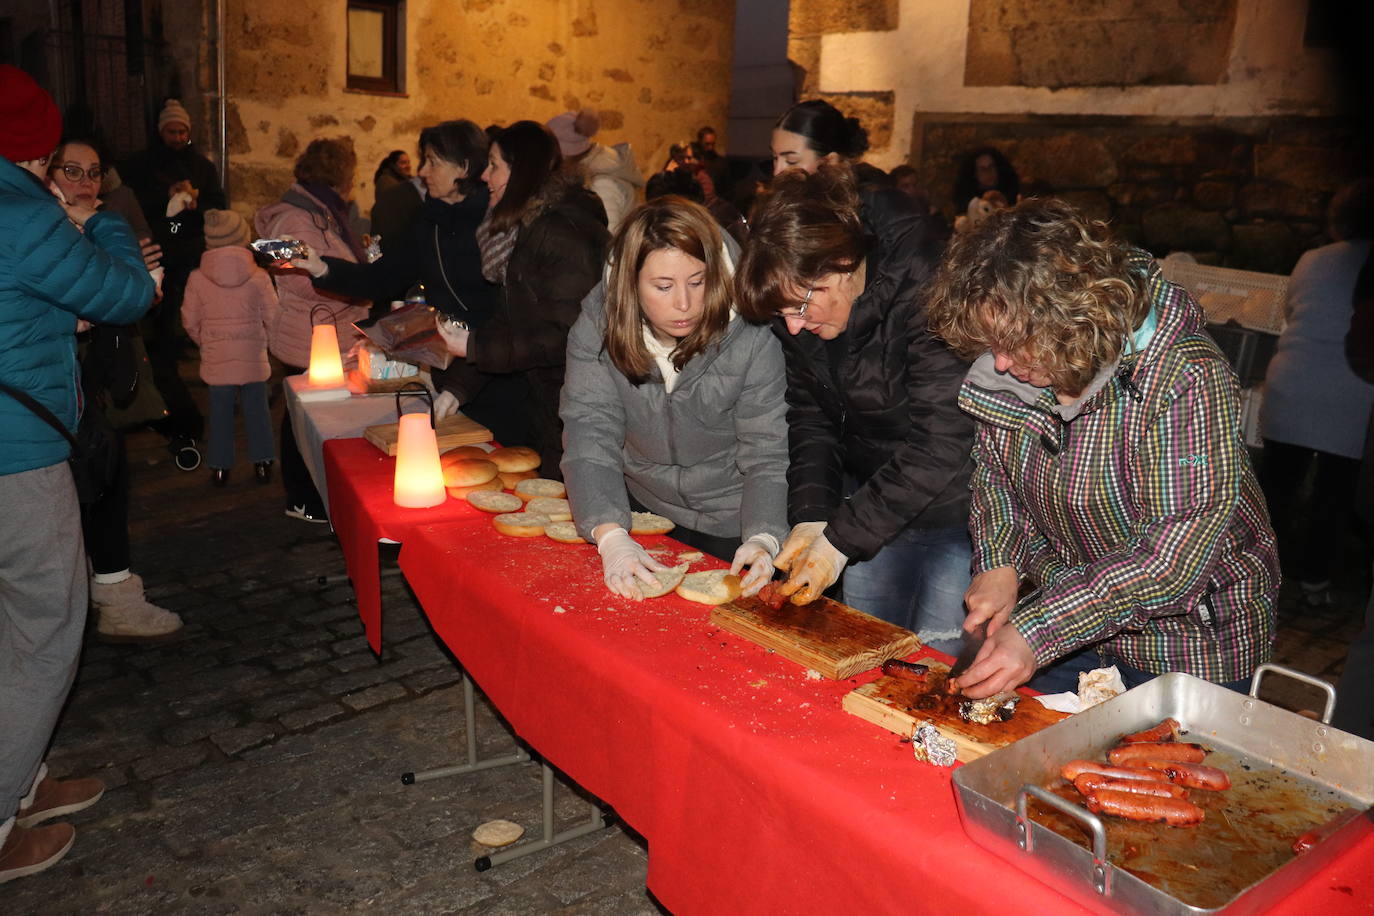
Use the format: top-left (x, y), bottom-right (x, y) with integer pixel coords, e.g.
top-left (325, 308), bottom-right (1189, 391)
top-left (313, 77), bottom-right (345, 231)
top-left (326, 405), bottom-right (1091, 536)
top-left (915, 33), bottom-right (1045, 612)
top-left (158, 99), bottom-right (191, 132)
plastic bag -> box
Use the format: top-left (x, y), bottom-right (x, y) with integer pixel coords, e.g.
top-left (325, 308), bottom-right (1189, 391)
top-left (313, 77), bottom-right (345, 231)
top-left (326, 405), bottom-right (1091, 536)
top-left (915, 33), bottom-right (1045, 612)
top-left (353, 302), bottom-right (452, 370)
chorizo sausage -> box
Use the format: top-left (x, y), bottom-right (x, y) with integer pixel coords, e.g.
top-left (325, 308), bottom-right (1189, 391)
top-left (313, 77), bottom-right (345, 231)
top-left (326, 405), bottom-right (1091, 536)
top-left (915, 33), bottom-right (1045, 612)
top-left (1108, 742), bottom-right (1207, 765)
top-left (1119, 718), bottom-right (1181, 744)
top-left (1073, 773), bottom-right (1189, 799)
top-left (1084, 788), bottom-right (1205, 826)
top-left (1060, 760), bottom-right (1168, 783)
top-left (881, 659), bottom-right (929, 682)
top-left (1131, 759), bottom-right (1231, 791)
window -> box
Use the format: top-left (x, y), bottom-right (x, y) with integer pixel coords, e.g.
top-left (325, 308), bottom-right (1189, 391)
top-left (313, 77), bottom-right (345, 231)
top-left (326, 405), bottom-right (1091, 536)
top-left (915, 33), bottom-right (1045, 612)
top-left (347, 1), bottom-right (404, 94)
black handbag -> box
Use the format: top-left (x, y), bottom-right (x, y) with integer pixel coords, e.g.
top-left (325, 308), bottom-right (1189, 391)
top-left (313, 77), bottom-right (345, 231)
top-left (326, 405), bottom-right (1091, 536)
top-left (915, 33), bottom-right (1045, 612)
top-left (0, 382), bottom-right (120, 504)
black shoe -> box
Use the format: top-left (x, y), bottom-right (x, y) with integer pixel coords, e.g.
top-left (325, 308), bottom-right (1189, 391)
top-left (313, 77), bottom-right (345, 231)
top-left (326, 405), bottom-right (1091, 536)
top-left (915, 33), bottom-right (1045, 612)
top-left (254, 460), bottom-right (274, 484)
top-left (211, 468), bottom-right (229, 487)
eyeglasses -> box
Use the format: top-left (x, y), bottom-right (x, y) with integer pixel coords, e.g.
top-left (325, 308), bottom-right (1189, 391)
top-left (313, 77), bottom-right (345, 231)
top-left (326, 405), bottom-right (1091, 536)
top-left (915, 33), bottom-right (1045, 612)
top-left (778, 285), bottom-right (815, 321)
top-left (57, 163), bottom-right (104, 183)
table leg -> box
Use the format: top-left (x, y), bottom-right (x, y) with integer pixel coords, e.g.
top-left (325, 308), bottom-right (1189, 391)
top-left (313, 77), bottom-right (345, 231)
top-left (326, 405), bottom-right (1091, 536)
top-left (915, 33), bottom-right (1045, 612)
top-left (400, 672), bottom-right (531, 783)
top-left (474, 763), bottom-right (613, 872)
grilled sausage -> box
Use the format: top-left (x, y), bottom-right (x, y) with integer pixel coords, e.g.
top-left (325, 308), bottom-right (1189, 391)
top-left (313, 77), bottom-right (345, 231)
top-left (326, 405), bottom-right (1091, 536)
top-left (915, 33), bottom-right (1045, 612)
top-left (881, 659), bottom-right (929, 682)
top-left (1060, 760), bottom-right (1169, 783)
top-left (1073, 773), bottom-right (1189, 800)
top-left (1132, 759), bottom-right (1231, 791)
top-left (1119, 718), bottom-right (1181, 744)
top-left (1108, 742), bottom-right (1207, 765)
top-left (1084, 788), bottom-right (1205, 826)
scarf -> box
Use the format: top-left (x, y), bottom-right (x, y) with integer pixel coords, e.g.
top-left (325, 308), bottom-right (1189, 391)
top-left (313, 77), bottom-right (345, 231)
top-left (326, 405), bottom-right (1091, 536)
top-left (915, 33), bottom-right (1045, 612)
top-left (475, 210), bottom-right (518, 285)
top-left (301, 182), bottom-right (366, 263)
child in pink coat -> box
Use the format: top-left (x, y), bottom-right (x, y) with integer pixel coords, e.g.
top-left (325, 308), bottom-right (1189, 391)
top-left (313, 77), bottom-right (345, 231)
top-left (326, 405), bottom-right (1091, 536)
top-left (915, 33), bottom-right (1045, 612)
top-left (181, 209), bottom-right (279, 485)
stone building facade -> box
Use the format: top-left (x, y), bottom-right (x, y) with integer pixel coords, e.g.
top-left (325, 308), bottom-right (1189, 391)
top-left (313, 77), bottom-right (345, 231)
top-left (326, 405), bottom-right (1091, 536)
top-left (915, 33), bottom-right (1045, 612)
top-left (789, 0), bottom-right (1368, 273)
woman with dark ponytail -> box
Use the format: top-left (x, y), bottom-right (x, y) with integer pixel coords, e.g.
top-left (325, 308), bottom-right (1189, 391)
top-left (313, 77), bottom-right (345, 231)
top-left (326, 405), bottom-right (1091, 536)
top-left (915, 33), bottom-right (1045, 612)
top-left (770, 100), bottom-right (888, 188)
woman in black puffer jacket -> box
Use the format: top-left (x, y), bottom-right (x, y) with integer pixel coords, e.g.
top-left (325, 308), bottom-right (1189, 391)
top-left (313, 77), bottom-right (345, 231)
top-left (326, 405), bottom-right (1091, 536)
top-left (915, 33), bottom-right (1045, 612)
top-left (736, 163), bottom-right (974, 652)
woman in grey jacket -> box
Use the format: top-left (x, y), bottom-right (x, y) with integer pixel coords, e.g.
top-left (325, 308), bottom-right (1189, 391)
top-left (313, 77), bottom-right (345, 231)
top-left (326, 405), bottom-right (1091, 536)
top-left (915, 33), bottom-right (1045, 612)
top-left (560, 198), bottom-right (789, 600)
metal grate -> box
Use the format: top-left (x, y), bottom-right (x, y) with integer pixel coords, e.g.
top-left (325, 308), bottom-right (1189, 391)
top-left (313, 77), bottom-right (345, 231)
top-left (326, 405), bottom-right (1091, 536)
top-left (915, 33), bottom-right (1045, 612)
top-left (42, 28), bottom-right (169, 162)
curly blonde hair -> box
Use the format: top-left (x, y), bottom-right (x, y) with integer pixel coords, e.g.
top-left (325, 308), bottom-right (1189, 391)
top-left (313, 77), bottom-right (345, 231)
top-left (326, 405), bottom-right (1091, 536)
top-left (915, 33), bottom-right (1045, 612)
top-left (927, 197), bottom-right (1148, 394)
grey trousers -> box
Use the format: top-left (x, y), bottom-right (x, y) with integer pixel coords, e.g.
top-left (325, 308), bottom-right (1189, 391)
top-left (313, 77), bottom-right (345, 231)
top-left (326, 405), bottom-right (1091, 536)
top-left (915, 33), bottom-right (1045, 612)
top-left (0, 462), bottom-right (87, 821)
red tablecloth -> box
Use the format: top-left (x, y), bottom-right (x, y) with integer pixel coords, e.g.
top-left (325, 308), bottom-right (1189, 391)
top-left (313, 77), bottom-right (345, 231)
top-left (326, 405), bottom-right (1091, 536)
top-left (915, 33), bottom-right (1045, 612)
top-left (323, 437), bottom-right (489, 653)
top-left (396, 520), bottom-right (1374, 916)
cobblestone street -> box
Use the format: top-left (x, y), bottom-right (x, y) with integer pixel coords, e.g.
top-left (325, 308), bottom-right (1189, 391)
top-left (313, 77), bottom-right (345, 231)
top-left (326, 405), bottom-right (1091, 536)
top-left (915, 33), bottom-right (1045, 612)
top-left (9, 373), bottom-right (1369, 914)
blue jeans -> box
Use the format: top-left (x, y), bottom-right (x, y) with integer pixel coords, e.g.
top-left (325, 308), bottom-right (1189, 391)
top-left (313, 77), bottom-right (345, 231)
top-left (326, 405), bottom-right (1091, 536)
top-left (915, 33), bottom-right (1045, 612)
top-left (842, 524), bottom-right (971, 654)
top-left (208, 382), bottom-right (275, 470)
top-left (1028, 645), bottom-right (1252, 695)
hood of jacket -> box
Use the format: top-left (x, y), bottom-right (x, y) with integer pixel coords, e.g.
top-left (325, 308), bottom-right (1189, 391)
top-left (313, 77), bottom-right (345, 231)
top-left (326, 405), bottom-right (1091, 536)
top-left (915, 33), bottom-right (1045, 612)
top-left (197, 246), bottom-right (258, 288)
top-left (962, 251), bottom-right (1206, 430)
top-left (844, 187), bottom-right (946, 349)
top-left (255, 183), bottom-right (332, 238)
top-left (582, 142), bottom-right (645, 188)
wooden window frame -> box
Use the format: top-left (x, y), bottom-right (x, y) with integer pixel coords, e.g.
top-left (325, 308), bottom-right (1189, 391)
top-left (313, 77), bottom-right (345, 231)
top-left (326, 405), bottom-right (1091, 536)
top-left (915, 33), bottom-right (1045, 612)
top-left (346, 0), bottom-right (404, 95)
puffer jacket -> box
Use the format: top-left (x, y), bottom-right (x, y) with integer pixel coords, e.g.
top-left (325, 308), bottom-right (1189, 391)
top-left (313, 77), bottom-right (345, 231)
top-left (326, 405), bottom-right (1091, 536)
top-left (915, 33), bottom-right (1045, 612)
top-left (0, 156), bottom-right (154, 475)
top-left (561, 276), bottom-right (789, 543)
top-left (254, 184), bottom-right (368, 369)
top-left (776, 186), bottom-right (973, 561)
top-left (961, 253), bottom-right (1278, 683)
top-left (182, 246), bottom-right (277, 386)
top-left (581, 142), bottom-right (644, 233)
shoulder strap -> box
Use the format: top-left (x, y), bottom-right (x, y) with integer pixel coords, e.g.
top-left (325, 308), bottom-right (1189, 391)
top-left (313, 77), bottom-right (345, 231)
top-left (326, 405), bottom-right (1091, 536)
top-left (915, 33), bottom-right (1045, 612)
top-left (0, 382), bottom-right (80, 452)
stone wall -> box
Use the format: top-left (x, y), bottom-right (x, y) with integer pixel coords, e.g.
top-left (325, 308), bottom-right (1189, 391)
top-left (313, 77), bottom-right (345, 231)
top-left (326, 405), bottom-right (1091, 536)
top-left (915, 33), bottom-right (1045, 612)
top-left (224, 0), bottom-right (735, 217)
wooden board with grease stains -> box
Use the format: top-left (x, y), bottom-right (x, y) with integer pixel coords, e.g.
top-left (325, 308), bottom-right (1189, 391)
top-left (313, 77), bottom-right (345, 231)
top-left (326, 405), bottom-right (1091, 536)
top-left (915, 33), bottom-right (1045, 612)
top-left (709, 594), bottom-right (920, 680)
top-left (843, 662), bottom-right (1071, 762)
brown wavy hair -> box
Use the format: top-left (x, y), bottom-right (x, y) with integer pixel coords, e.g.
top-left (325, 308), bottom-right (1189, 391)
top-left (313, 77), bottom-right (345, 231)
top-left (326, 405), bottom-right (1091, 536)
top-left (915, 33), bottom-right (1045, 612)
top-left (604, 197), bottom-right (732, 384)
top-left (735, 162), bottom-right (869, 322)
top-left (294, 136), bottom-right (357, 191)
top-left (926, 197), bottom-right (1148, 394)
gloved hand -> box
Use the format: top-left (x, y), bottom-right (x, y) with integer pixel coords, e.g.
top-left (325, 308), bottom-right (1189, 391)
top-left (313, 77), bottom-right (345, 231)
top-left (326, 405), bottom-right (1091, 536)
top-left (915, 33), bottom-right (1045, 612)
top-left (775, 523), bottom-right (847, 605)
top-left (436, 316), bottom-right (470, 357)
top-left (596, 526), bottom-right (671, 600)
top-left (433, 390), bottom-right (460, 420)
top-left (290, 243), bottom-right (328, 278)
top-left (730, 534), bottom-right (779, 597)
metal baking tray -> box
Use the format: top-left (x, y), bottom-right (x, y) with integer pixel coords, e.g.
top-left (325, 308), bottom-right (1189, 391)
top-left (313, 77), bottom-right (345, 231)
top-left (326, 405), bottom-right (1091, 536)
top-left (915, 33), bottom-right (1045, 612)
top-left (953, 665), bottom-right (1374, 915)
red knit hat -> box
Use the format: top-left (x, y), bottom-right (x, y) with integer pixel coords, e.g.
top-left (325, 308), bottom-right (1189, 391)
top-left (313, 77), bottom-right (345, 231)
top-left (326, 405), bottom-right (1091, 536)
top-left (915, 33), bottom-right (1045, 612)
top-left (0, 65), bottom-right (61, 164)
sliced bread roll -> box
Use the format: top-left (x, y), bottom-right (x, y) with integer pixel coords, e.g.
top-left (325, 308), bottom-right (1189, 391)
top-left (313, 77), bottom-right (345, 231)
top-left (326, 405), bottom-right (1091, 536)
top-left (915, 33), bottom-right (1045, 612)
top-left (487, 445), bottom-right (541, 473)
top-left (524, 496), bottom-right (571, 521)
top-left (442, 458), bottom-right (498, 488)
top-left (492, 512), bottom-right (549, 537)
top-left (676, 569), bottom-right (743, 606)
top-left (447, 478), bottom-right (502, 500)
top-left (467, 490), bottom-right (524, 513)
top-left (629, 511), bottom-right (675, 536)
top-left (514, 478), bottom-right (566, 501)
top-left (543, 521), bottom-right (584, 544)
top-left (499, 469), bottom-right (539, 490)
top-left (441, 445), bottom-right (490, 465)
top-left (638, 562), bottom-right (690, 599)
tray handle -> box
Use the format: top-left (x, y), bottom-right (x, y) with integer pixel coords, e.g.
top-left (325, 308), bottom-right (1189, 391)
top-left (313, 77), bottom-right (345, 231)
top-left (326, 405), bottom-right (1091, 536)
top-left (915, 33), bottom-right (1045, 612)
top-left (1015, 784), bottom-right (1113, 897)
top-left (1248, 663), bottom-right (1336, 723)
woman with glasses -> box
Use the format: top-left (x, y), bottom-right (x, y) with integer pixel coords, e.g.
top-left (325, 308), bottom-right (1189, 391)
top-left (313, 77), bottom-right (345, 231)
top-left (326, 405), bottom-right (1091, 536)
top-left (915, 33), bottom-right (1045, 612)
top-left (560, 197), bottom-right (787, 600)
top-left (735, 163), bottom-right (975, 652)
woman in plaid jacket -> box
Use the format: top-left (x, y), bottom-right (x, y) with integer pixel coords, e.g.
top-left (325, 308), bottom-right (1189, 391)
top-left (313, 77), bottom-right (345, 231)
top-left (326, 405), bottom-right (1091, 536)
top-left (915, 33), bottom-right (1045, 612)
top-left (927, 198), bottom-right (1279, 699)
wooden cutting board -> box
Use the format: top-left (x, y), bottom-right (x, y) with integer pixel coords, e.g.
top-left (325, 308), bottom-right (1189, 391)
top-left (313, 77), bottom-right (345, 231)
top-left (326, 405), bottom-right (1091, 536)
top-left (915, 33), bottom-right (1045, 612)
top-left (363, 413), bottom-right (492, 456)
top-left (843, 661), bottom-right (1070, 762)
top-left (709, 594), bottom-right (920, 680)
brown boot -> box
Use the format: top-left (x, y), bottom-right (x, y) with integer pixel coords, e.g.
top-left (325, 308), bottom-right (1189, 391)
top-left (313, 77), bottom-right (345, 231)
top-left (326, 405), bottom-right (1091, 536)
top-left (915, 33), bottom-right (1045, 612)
top-left (16, 775), bottom-right (104, 827)
top-left (91, 573), bottom-right (184, 643)
top-left (0, 822), bottom-right (75, 884)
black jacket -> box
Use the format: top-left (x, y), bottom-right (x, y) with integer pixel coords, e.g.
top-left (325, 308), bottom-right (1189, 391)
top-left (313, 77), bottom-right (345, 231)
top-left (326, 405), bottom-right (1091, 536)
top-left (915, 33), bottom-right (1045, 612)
top-left (315, 188), bottom-right (497, 323)
top-left (775, 187), bottom-right (973, 561)
top-left (120, 143), bottom-right (226, 272)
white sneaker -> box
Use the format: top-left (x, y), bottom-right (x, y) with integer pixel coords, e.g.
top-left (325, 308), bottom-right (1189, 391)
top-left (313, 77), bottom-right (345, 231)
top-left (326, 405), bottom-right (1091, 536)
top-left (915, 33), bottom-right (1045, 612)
top-left (92, 574), bottom-right (184, 643)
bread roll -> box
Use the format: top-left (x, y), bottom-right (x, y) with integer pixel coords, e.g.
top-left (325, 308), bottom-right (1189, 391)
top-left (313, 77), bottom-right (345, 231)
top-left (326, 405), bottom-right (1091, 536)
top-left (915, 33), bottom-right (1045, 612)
top-left (492, 513), bottom-right (549, 537)
top-left (442, 458), bottom-right (499, 488)
top-left (441, 445), bottom-right (490, 465)
top-left (446, 478), bottom-right (502, 500)
top-left (543, 521), bottom-right (584, 544)
top-left (676, 569), bottom-right (743, 606)
top-left (498, 469), bottom-right (539, 490)
top-left (487, 445), bottom-right (541, 473)
top-left (638, 563), bottom-right (689, 599)
top-left (514, 478), bottom-right (566, 501)
top-left (524, 496), bottom-right (571, 521)
top-left (629, 511), bottom-right (675, 535)
top-left (466, 490), bottom-right (524, 513)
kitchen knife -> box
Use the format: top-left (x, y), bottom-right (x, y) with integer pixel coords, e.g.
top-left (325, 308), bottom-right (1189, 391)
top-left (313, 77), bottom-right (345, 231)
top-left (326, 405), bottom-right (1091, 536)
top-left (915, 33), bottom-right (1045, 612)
top-left (948, 617), bottom-right (989, 681)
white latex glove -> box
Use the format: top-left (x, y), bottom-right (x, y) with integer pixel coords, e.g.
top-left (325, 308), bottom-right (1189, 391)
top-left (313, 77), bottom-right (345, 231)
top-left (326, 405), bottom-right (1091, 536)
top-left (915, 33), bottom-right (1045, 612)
top-left (433, 390), bottom-right (460, 420)
top-left (596, 526), bottom-right (670, 601)
top-left (775, 522), bottom-right (848, 605)
top-left (436, 317), bottom-right (470, 357)
top-left (730, 534), bottom-right (779, 597)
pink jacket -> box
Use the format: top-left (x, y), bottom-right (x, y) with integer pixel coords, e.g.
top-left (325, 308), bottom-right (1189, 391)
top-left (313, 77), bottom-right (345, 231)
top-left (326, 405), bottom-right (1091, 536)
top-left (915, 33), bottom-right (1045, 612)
top-left (182, 247), bottom-right (276, 386)
top-left (253, 184), bottom-right (369, 369)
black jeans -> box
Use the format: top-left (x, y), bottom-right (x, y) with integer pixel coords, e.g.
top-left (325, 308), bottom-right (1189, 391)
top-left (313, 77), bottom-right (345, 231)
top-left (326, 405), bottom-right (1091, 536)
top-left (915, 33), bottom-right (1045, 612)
top-left (80, 427), bottom-right (131, 575)
top-left (1260, 439), bottom-right (1361, 584)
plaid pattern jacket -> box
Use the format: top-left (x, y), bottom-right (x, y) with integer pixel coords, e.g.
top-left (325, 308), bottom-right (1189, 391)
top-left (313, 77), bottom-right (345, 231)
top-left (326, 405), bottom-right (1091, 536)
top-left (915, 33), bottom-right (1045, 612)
top-left (960, 254), bottom-right (1278, 682)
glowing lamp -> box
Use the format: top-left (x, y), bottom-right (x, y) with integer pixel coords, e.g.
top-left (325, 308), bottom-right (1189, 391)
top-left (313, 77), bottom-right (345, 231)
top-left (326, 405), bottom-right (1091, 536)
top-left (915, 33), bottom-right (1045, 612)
top-left (392, 383), bottom-right (446, 508)
top-left (307, 305), bottom-right (345, 388)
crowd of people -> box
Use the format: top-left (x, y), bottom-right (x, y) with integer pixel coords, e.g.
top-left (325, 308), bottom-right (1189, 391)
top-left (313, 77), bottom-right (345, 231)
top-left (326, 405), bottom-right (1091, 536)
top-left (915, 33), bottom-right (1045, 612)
top-left (2, 63), bottom-right (1370, 886)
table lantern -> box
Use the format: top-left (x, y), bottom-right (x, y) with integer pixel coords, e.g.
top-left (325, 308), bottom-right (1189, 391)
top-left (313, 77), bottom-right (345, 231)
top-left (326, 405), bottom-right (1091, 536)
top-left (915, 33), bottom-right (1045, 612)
top-left (307, 305), bottom-right (346, 388)
top-left (392, 383), bottom-right (446, 508)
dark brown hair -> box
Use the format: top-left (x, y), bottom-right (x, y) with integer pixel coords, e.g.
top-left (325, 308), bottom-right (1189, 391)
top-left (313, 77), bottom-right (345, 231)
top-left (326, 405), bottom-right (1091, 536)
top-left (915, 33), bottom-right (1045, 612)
top-left (735, 162), bottom-right (868, 322)
top-left (417, 120), bottom-right (488, 197)
top-left (604, 197), bottom-right (732, 384)
top-left (487, 120), bottom-right (561, 233)
top-left (775, 100), bottom-right (868, 160)
top-left (294, 136), bottom-right (357, 191)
